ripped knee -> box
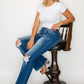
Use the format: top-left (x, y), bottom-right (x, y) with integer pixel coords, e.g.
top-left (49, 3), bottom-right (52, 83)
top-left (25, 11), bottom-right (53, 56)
top-left (16, 38), bottom-right (22, 47)
top-left (24, 54), bottom-right (30, 57)
top-left (23, 54), bottom-right (30, 63)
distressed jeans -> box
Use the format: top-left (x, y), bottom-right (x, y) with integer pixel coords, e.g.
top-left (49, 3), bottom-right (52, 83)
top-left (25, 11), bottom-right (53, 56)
top-left (15, 27), bottom-right (61, 84)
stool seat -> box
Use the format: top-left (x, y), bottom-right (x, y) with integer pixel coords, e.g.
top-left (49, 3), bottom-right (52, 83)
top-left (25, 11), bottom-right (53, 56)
top-left (49, 40), bottom-right (66, 51)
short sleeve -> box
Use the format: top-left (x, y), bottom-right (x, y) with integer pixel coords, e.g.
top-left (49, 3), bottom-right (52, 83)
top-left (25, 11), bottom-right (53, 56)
top-left (59, 2), bottom-right (67, 13)
top-left (37, 4), bottom-right (42, 13)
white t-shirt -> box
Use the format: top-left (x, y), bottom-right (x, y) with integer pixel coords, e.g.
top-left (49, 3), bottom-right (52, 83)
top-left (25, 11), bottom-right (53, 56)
top-left (37, 2), bottom-right (67, 29)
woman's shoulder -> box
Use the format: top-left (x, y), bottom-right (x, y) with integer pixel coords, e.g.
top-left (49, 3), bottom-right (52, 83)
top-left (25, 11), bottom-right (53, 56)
top-left (55, 2), bottom-right (67, 13)
top-left (54, 2), bottom-right (65, 6)
top-left (37, 3), bottom-right (44, 8)
top-left (37, 3), bottom-right (44, 13)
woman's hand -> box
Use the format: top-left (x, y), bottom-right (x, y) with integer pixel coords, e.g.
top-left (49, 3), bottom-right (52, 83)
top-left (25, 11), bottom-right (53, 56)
top-left (51, 23), bottom-right (62, 31)
top-left (27, 39), bottom-right (34, 49)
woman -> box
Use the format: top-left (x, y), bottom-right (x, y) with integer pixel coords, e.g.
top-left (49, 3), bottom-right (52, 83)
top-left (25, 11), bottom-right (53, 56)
top-left (15, 0), bottom-right (75, 84)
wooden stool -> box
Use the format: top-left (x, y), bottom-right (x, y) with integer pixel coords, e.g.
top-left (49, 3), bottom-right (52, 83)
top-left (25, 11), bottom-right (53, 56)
top-left (43, 23), bottom-right (73, 84)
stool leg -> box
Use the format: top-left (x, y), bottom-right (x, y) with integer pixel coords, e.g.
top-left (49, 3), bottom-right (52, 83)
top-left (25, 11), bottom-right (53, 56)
top-left (43, 50), bottom-right (67, 84)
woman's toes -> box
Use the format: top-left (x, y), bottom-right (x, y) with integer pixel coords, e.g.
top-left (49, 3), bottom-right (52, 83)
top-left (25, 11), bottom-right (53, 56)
top-left (40, 65), bottom-right (47, 74)
top-left (40, 60), bottom-right (49, 74)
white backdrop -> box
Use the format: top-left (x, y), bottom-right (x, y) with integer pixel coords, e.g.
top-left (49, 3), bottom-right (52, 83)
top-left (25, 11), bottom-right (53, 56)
top-left (0, 0), bottom-right (84, 84)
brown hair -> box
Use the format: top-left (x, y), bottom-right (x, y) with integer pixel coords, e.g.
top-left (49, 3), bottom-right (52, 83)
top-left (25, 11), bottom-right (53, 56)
top-left (42, 0), bottom-right (59, 6)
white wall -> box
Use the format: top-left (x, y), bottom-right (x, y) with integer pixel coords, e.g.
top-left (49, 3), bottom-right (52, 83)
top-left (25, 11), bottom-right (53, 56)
top-left (0, 0), bottom-right (84, 84)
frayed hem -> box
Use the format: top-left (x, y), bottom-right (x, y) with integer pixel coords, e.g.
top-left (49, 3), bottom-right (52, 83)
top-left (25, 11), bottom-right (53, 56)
top-left (35, 59), bottom-right (48, 71)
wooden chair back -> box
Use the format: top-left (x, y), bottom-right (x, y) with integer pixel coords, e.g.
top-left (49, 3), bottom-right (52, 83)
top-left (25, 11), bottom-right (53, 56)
top-left (59, 22), bottom-right (73, 51)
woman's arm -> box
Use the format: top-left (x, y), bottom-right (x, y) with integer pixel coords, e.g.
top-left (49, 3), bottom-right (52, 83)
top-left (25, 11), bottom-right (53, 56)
top-left (59, 9), bottom-right (75, 25)
top-left (26, 12), bottom-right (40, 49)
top-left (52, 9), bottom-right (75, 31)
top-left (30, 12), bottom-right (40, 41)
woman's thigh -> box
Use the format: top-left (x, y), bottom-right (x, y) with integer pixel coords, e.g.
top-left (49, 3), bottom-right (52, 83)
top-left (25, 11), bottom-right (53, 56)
top-left (16, 33), bottom-right (41, 53)
top-left (17, 33), bottom-right (40, 44)
top-left (24, 32), bottom-right (61, 61)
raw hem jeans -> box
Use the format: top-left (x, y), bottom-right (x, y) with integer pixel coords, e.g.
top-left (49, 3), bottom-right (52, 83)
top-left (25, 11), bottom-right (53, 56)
top-left (15, 27), bottom-right (61, 84)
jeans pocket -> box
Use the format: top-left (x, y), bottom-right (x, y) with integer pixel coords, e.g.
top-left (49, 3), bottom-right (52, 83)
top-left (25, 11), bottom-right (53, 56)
top-left (48, 29), bottom-right (59, 35)
top-left (39, 28), bottom-right (60, 36)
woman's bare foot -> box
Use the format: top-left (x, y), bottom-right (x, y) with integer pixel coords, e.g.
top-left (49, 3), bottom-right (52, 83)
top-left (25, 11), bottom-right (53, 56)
top-left (40, 60), bottom-right (50, 74)
top-left (40, 64), bottom-right (47, 74)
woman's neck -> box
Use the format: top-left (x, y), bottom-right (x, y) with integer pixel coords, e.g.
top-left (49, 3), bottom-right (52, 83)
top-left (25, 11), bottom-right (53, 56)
top-left (46, 0), bottom-right (55, 5)
top-left (46, 0), bottom-right (55, 6)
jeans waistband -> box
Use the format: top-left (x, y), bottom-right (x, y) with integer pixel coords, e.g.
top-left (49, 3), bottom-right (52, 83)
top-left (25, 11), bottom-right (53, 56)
top-left (39, 27), bottom-right (59, 35)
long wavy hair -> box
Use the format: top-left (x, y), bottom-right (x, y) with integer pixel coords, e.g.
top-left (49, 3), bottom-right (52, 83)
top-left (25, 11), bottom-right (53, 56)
top-left (42, 0), bottom-right (59, 6)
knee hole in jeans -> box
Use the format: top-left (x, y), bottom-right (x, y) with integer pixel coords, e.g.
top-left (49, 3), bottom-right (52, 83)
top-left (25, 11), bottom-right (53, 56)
top-left (24, 54), bottom-right (30, 57)
top-left (16, 38), bottom-right (22, 47)
top-left (23, 54), bottom-right (31, 63)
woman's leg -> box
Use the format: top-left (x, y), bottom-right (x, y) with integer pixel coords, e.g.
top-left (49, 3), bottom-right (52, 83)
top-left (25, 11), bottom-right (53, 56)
top-left (15, 32), bottom-right (61, 84)
top-left (15, 33), bottom-right (47, 70)
top-left (33, 55), bottom-right (47, 71)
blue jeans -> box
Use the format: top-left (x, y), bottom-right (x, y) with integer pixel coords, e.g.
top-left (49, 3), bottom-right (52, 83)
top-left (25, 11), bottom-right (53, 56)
top-left (15, 27), bottom-right (61, 84)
